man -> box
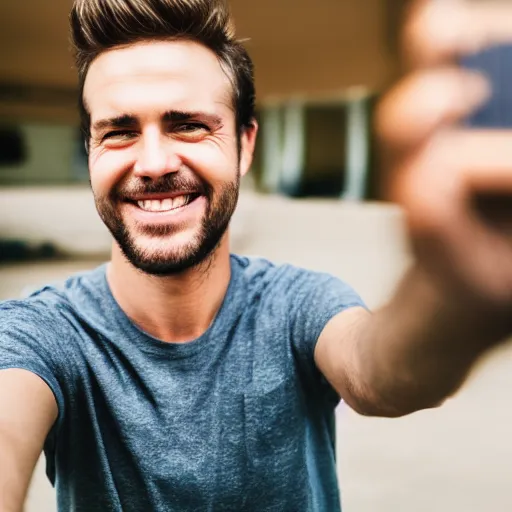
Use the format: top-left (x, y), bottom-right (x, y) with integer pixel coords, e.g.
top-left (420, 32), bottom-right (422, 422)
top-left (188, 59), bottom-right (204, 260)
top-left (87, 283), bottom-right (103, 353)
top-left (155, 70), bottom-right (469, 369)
top-left (1, 0), bottom-right (512, 510)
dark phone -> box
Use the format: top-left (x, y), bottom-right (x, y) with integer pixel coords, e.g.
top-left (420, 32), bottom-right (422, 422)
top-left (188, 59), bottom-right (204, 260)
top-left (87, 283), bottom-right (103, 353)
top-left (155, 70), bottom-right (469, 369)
top-left (461, 44), bottom-right (512, 128)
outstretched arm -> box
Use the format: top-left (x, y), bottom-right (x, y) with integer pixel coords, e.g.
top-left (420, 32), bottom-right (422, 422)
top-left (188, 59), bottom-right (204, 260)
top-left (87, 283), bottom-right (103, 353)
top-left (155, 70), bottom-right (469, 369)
top-left (315, 0), bottom-right (512, 417)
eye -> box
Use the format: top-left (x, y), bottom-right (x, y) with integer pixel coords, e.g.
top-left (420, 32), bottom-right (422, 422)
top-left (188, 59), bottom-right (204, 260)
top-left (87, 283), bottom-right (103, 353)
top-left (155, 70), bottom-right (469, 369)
top-left (172, 122), bottom-right (211, 142)
top-left (175, 123), bottom-right (209, 133)
top-left (102, 130), bottom-right (137, 141)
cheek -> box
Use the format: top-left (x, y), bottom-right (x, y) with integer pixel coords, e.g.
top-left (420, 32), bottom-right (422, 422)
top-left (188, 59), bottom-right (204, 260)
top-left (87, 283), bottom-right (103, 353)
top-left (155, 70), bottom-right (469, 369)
top-left (180, 141), bottom-right (239, 185)
top-left (89, 150), bottom-right (134, 196)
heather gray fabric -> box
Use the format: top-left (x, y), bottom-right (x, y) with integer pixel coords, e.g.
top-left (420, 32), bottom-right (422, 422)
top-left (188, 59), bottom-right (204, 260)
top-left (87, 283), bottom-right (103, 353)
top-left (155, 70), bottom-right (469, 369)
top-left (0, 254), bottom-right (365, 511)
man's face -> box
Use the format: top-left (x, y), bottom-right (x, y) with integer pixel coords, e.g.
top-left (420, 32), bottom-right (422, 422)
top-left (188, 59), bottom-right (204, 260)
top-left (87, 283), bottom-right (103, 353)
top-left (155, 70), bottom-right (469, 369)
top-left (84, 40), bottom-right (256, 275)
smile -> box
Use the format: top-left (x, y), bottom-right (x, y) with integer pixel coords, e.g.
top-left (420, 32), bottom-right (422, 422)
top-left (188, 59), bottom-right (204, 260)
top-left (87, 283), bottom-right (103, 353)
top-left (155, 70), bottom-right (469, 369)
top-left (134, 193), bottom-right (201, 213)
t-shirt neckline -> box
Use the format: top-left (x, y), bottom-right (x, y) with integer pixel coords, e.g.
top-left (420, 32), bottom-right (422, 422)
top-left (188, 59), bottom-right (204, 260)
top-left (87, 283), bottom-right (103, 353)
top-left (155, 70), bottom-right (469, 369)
top-left (98, 255), bottom-right (242, 359)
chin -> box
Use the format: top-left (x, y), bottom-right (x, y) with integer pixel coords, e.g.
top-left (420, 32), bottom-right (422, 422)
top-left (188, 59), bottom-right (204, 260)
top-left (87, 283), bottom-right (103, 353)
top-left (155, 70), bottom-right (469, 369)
top-left (123, 248), bottom-right (206, 276)
top-left (136, 230), bottom-right (196, 253)
top-left (119, 231), bottom-right (222, 277)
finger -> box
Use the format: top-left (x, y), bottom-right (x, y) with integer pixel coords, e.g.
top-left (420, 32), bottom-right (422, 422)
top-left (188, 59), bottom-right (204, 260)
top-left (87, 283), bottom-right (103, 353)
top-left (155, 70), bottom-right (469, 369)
top-left (404, 0), bottom-right (512, 69)
top-left (413, 201), bottom-right (512, 304)
top-left (393, 131), bottom-right (512, 302)
top-left (439, 131), bottom-right (512, 193)
top-left (392, 130), bottom-right (512, 212)
top-left (375, 67), bottom-right (490, 155)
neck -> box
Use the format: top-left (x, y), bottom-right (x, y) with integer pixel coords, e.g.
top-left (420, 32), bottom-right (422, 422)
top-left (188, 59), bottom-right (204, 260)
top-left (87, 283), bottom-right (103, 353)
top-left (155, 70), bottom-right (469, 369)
top-left (107, 236), bottom-right (232, 343)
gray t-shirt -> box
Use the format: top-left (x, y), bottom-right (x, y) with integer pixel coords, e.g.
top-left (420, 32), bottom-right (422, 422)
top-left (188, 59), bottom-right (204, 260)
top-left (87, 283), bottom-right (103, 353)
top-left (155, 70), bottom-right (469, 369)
top-left (0, 255), bottom-right (365, 511)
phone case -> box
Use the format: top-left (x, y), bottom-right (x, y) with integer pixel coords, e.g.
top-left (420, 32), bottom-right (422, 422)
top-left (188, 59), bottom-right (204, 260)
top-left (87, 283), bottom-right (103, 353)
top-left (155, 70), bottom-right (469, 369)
top-left (461, 44), bottom-right (512, 128)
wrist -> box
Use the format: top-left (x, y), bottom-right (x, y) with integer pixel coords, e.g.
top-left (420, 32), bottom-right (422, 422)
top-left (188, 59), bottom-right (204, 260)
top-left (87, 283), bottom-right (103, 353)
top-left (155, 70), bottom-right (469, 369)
top-left (409, 263), bottom-right (512, 353)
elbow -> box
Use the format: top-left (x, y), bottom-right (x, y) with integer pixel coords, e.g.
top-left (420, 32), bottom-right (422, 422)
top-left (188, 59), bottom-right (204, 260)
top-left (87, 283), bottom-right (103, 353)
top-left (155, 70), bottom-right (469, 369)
top-left (348, 392), bottom-right (447, 418)
top-left (340, 372), bottom-right (455, 418)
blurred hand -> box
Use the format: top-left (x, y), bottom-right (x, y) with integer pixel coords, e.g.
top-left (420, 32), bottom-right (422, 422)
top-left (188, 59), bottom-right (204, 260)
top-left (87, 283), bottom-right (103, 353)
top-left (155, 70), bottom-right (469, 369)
top-left (377, 0), bottom-right (512, 309)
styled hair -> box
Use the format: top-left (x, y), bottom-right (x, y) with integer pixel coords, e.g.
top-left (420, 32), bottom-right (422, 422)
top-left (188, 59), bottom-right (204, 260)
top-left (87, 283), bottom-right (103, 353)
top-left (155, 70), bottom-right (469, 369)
top-left (70, 0), bottom-right (256, 143)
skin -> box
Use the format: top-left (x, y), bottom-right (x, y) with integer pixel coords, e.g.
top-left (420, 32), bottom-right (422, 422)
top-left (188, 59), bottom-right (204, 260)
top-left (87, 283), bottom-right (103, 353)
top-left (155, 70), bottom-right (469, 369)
top-left (84, 40), bottom-right (257, 342)
top-left (317, 0), bottom-right (512, 416)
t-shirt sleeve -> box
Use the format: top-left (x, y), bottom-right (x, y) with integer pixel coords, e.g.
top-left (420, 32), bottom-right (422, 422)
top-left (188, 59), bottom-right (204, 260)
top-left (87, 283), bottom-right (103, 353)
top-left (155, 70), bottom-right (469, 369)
top-left (286, 267), bottom-right (368, 403)
top-left (0, 299), bottom-right (68, 431)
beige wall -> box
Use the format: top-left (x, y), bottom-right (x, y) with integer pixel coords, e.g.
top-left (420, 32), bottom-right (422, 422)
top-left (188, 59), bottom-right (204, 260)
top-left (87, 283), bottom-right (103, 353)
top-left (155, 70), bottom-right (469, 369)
top-left (0, 188), bottom-right (408, 306)
top-left (0, 188), bottom-right (408, 305)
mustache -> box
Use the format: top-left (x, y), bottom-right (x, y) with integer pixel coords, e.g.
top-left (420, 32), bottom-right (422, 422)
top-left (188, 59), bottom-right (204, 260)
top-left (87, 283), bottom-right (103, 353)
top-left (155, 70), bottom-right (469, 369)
top-left (113, 173), bottom-right (209, 200)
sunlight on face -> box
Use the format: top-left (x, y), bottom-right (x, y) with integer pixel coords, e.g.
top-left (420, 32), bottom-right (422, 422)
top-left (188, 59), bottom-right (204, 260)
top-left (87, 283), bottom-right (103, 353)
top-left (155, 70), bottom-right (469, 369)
top-left (83, 40), bottom-right (255, 275)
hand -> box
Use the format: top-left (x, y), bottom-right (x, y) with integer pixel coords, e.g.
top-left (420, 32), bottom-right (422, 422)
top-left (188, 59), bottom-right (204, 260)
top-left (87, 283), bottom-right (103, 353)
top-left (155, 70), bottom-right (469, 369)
top-left (377, 0), bottom-right (512, 310)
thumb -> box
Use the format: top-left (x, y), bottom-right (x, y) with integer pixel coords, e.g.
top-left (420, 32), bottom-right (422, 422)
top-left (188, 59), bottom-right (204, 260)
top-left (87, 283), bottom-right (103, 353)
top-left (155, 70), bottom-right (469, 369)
top-left (375, 67), bottom-right (490, 157)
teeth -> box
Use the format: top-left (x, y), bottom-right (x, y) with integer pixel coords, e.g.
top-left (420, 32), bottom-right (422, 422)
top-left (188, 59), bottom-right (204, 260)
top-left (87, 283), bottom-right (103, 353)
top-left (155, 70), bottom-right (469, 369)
top-left (161, 199), bottom-right (172, 210)
top-left (172, 195), bottom-right (187, 209)
top-left (137, 195), bottom-right (190, 212)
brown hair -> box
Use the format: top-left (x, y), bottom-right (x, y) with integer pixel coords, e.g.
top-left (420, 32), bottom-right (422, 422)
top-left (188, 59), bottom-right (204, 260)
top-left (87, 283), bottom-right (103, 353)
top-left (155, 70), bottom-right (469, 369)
top-left (70, 0), bottom-right (255, 144)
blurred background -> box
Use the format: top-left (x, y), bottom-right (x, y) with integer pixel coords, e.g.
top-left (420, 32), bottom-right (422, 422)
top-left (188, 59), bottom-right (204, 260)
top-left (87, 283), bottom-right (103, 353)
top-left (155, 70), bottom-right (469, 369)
top-left (2, 1), bottom-right (512, 511)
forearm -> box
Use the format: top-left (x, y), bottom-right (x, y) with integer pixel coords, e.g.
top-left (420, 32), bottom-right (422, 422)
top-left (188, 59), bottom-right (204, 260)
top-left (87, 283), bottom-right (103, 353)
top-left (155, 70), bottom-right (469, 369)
top-left (354, 265), bottom-right (512, 417)
top-left (0, 369), bottom-right (57, 512)
top-left (0, 424), bottom-right (39, 512)
top-left (0, 438), bottom-right (26, 512)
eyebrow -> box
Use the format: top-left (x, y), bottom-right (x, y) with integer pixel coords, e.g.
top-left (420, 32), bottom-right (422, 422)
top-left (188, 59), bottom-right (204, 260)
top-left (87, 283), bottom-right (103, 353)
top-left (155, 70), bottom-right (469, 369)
top-left (91, 110), bottom-right (223, 134)
top-left (91, 114), bottom-right (138, 134)
top-left (162, 110), bottom-right (223, 128)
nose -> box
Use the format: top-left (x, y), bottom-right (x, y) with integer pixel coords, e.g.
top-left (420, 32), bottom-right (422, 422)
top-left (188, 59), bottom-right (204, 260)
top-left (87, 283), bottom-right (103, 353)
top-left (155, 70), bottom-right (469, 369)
top-left (133, 128), bottom-right (181, 179)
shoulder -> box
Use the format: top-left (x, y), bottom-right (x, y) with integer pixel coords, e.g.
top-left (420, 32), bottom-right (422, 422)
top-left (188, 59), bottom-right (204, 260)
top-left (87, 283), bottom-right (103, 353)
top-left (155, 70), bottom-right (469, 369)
top-left (230, 254), bottom-right (365, 308)
top-left (1, 294), bottom-right (69, 336)
top-left (231, 254), bottom-right (306, 297)
top-left (232, 253), bottom-right (320, 284)
top-left (0, 264), bottom-right (107, 336)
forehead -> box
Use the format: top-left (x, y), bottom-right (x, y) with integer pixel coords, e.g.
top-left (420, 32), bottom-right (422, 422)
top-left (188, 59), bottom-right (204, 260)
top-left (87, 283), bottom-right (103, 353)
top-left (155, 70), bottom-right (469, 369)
top-left (83, 40), bottom-right (234, 123)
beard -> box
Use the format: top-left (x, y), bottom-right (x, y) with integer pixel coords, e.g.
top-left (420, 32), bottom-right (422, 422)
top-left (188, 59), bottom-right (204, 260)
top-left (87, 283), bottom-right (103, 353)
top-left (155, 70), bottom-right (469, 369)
top-left (93, 170), bottom-right (240, 276)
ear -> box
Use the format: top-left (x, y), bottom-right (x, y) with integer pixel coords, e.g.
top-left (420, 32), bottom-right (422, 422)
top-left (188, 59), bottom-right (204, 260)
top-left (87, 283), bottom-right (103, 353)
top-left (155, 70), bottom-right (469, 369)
top-left (239, 119), bottom-right (259, 177)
